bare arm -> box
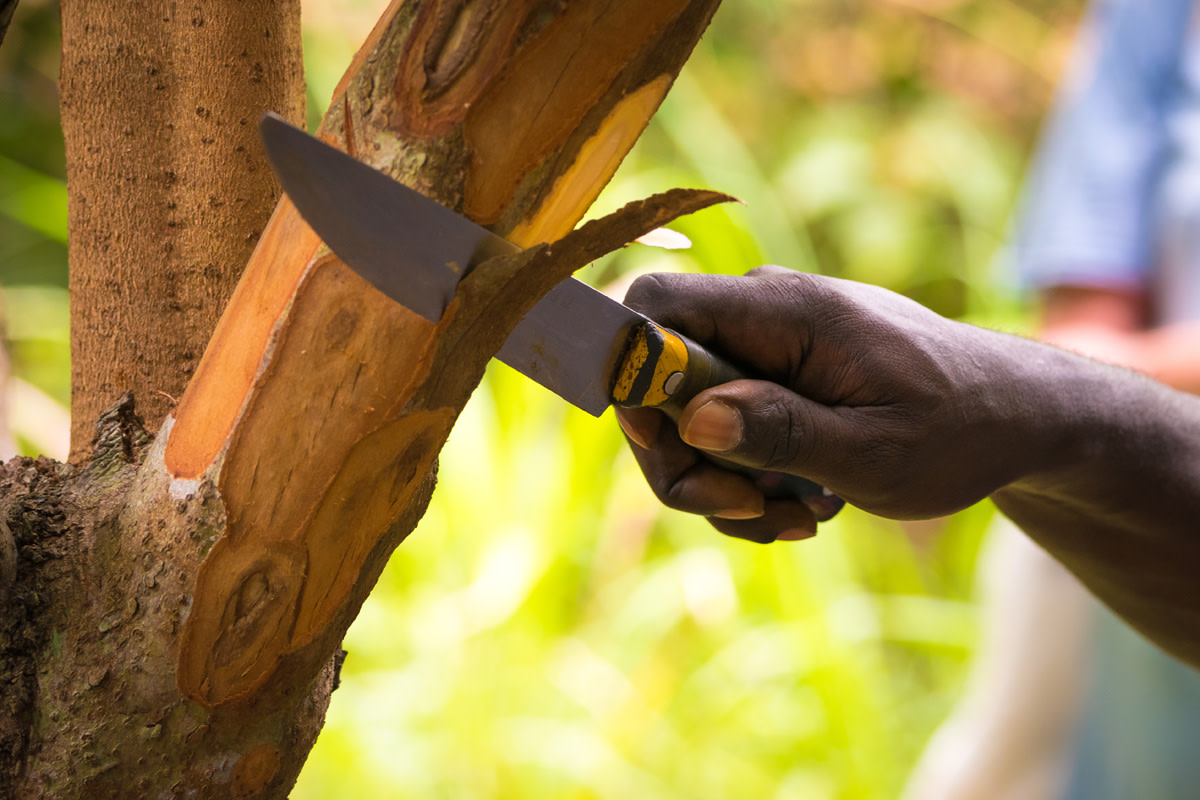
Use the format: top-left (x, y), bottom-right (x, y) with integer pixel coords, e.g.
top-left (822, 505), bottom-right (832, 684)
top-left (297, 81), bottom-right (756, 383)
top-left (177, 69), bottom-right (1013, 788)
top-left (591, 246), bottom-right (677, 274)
top-left (617, 267), bottom-right (1200, 664)
top-left (988, 346), bottom-right (1200, 664)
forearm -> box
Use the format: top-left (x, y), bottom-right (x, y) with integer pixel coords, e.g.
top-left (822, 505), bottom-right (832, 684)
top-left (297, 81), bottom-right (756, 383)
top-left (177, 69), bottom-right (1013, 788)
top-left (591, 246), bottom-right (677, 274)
top-left (991, 337), bottom-right (1200, 664)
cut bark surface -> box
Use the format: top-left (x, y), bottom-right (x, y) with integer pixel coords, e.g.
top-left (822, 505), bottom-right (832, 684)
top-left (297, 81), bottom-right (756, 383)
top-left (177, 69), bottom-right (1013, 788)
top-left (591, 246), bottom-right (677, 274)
top-left (162, 0), bottom-right (726, 713)
top-left (176, 187), bottom-right (734, 708)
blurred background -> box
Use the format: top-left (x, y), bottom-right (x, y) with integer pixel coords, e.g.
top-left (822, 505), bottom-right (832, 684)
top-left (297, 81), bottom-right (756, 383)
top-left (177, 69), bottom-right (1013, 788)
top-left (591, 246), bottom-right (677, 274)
top-left (1, 0), bottom-right (1083, 796)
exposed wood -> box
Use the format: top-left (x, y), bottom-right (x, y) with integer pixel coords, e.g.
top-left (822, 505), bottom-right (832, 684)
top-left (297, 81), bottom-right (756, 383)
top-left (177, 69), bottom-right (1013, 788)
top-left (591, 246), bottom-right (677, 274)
top-left (164, 0), bottom-right (725, 712)
top-left (172, 188), bottom-right (732, 708)
top-left (460, 1), bottom-right (695, 229)
top-left (60, 0), bottom-right (306, 459)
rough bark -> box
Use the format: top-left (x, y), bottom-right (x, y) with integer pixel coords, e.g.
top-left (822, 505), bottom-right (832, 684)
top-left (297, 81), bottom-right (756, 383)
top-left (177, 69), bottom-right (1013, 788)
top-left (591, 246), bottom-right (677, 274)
top-left (60, 0), bottom-right (306, 459)
top-left (2, 1), bottom-right (725, 798)
top-left (0, 398), bottom-right (337, 799)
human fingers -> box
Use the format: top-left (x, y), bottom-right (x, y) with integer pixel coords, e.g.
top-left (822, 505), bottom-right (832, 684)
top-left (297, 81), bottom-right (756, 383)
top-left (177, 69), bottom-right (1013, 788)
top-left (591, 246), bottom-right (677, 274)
top-left (622, 270), bottom-right (818, 378)
top-left (616, 406), bottom-right (820, 543)
top-left (706, 501), bottom-right (818, 544)
top-left (678, 377), bottom-right (1004, 521)
top-left (615, 406), bottom-right (766, 520)
top-left (676, 379), bottom-right (856, 487)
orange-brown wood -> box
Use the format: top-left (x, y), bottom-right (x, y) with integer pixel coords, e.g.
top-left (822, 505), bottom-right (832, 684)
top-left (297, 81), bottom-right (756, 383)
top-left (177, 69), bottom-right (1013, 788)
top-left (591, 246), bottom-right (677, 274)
top-left (463, 0), bottom-right (695, 226)
top-left (178, 189), bottom-right (735, 707)
top-left (22, 0), bottom-right (736, 796)
top-left (509, 76), bottom-right (673, 247)
top-left (165, 199), bottom-right (322, 479)
top-left (391, 0), bottom-right (536, 139)
top-left (163, 0), bottom-right (726, 707)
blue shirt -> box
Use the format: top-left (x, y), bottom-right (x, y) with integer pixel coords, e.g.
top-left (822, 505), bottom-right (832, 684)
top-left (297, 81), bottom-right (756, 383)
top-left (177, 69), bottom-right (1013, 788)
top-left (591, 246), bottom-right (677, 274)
top-left (1016, 0), bottom-right (1198, 315)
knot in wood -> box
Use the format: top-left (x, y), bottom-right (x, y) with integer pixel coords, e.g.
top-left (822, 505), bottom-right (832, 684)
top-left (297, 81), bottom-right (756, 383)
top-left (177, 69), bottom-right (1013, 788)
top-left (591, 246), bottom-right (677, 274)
top-left (89, 392), bottom-right (152, 473)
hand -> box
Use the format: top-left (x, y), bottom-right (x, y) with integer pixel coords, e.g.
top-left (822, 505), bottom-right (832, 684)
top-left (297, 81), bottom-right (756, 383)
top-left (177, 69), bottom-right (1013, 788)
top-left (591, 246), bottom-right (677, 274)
top-left (616, 266), bottom-right (1031, 543)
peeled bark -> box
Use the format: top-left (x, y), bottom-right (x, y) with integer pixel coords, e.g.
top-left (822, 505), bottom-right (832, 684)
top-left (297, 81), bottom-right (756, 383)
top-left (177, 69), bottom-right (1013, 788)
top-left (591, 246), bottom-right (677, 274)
top-left (2, 1), bottom-right (725, 797)
top-left (165, 0), bottom-right (726, 710)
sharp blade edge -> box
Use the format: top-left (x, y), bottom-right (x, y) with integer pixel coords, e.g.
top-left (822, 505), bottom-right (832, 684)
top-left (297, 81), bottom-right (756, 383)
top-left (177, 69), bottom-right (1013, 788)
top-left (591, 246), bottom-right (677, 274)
top-left (260, 114), bottom-right (640, 416)
top-left (259, 113), bottom-right (518, 322)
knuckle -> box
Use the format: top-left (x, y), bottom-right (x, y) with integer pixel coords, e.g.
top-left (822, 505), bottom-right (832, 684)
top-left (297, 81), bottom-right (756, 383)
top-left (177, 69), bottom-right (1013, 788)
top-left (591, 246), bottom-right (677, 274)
top-left (623, 273), bottom-right (679, 315)
top-left (750, 269), bottom-right (834, 321)
top-left (745, 264), bottom-right (790, 279)
top-left (659, 480), bottom-right (691, 511)
top-left (756, 397), bottom-right (812, 471)
top-left (758, 265), bottom-right (817, 291)
top-left (646, 467), bottom-right (698, 513)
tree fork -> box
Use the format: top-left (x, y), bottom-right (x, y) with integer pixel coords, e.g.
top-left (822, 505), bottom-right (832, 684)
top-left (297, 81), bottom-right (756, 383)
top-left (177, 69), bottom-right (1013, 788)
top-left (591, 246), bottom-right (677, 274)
top-left (10, 1), bottom-right (726, 797)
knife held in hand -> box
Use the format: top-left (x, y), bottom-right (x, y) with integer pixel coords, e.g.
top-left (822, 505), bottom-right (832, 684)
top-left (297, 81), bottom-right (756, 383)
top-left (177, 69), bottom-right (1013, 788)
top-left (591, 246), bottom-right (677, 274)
top-left (258, 114), bottom-right (842, 522)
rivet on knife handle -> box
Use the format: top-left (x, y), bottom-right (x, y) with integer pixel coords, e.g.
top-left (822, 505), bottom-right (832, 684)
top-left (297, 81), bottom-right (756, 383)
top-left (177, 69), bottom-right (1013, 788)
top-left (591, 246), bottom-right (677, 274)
top-left (611, 321), bottom-right (843, 522)
top-left (613, 323), bottom-right (685, 410)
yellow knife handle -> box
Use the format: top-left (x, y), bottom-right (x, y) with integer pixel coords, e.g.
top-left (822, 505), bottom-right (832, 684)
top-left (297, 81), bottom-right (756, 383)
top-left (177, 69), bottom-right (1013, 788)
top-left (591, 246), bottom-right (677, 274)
top-left (611, 322), bottom-right (739, 418)
top-left (611, 321), bottom-right (842, 521)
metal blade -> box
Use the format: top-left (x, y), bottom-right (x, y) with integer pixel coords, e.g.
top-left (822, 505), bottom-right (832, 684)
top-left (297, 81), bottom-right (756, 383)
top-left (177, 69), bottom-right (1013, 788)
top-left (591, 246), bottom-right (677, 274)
top-left (497, 278), bottom-right (645, 416)
top-left (259, 113), bottom-right (641, 416)
top-left (259, 113), bottom-right (518, 322)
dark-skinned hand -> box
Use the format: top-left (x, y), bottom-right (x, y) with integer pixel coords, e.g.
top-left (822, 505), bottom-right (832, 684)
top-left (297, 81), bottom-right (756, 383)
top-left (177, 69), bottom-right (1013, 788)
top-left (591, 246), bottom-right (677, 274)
top-left (615, 266), bottom-right (1031, 544)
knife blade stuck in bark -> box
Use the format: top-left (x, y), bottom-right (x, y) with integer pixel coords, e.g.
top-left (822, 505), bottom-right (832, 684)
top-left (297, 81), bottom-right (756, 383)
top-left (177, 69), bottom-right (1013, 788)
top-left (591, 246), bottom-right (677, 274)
top-left (258, 113), bottom-right (841, 520)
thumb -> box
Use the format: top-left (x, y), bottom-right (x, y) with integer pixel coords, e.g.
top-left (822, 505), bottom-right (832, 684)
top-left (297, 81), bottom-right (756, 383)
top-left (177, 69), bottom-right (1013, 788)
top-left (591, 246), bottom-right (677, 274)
top-left (677, 380), bottom-right (850, 483)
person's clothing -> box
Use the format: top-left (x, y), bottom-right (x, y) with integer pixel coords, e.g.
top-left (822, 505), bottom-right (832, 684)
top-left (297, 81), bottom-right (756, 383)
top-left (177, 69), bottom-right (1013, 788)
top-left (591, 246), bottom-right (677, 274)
top-left (1062, 608), bottom-right (1200, 799)
top-left (1158, 3), bottom-right (1200, 322)
top-left (1013, 1), bottom-right (1200, 798)
top-left (1016, 0), bottom-right (1194, 298)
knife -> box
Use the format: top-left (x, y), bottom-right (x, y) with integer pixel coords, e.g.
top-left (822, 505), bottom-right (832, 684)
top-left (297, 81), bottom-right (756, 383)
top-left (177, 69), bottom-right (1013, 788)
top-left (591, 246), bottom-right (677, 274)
top-left (258, 114), bottom-right (841, 521)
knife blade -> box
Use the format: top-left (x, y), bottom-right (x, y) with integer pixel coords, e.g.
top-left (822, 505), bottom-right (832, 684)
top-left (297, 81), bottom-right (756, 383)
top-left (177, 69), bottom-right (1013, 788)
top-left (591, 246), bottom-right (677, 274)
top-left (258, 113), bottom-right (840, 520)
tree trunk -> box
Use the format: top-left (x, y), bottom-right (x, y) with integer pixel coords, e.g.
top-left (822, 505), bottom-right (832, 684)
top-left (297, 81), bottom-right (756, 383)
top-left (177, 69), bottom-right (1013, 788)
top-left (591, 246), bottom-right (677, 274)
top-left (1, 2), bottom-right (723, 797)
top-left (61, 0), bottom-right (306, 460)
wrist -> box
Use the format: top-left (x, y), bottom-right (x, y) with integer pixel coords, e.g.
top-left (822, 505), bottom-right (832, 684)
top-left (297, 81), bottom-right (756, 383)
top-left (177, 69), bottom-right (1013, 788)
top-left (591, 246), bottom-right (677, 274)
top-left (976, 332), bottom-right (1118, 495)
top-left (989, 334), bottom-right (1189, 504)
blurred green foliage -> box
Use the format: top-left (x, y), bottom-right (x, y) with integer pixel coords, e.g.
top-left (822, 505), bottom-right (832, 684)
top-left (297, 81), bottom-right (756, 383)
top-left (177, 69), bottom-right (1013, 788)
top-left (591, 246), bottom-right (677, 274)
top-left (1, 0), bottom-right (69, 456)
top-left (2, 0), bottom-right (1083, 796)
